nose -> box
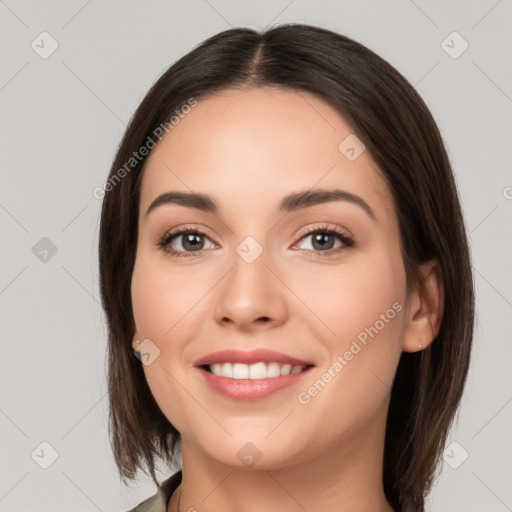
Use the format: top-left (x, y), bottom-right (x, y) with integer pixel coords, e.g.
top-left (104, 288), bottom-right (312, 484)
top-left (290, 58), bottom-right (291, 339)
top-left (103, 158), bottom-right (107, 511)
top-left (213, 244), bottom-right (288, 332)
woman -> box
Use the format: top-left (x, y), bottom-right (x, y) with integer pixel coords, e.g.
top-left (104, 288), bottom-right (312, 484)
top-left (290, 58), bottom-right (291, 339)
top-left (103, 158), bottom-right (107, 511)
top-left (98, 24), bottom-right (474, 512)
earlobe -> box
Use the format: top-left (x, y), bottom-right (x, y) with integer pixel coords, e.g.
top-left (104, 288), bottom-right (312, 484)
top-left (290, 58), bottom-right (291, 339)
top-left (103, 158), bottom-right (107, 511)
top-left (402, 259), bottom-right (444, 353)
top-left (132, 331), bottom-right (140, 351)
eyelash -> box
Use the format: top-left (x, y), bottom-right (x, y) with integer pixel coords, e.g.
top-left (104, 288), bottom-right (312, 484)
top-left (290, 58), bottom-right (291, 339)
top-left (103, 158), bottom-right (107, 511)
top-left (157, 223), bottom-right (356, 259)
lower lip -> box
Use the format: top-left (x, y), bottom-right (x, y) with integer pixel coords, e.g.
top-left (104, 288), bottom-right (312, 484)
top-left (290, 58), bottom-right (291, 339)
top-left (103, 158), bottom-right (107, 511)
top-left (196, 366), bottom-right (314, 401)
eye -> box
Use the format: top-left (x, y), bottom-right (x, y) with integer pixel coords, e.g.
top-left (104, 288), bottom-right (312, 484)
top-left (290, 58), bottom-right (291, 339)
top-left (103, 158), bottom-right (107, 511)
top-left (157, 226), bottom-right (216, 257)
top-left (157, 223), bottom-right (355, 259)
top-left (293, 224), bottom-right (355, 256)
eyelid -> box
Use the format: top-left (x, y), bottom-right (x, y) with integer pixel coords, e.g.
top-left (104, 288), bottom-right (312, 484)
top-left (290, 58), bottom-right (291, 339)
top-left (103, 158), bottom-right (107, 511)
top-left (293, 222), bottom-right (354, 243)
top-left (160, 224), bottom-right (217, 242)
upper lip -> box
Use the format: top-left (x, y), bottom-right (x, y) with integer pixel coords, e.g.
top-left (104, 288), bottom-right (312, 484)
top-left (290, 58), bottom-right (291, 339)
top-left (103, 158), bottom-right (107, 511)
top-left (193, 349), bottom-right (315, 367)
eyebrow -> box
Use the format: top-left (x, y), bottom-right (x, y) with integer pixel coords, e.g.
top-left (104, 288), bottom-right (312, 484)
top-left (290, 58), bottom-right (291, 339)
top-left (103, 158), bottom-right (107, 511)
top-left (145, 188), bottom-right (376, 221)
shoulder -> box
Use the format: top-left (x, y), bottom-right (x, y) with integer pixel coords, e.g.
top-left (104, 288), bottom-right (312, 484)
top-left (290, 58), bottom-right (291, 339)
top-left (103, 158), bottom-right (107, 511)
top-left (125, 470), bottom-right (182, 512)
top-left (125, 488), bottom-right (167, 512)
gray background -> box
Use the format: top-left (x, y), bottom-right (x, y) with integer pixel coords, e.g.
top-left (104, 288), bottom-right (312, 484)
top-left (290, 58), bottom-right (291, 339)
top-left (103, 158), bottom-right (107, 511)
top-left (0, 0), bottom-right (511, 511)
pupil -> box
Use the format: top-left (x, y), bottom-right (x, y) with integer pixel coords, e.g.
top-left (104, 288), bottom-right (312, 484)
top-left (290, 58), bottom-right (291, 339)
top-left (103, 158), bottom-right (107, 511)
top-left (183, 233), bottom-right (203, 251)
top-left (313, 233), bottom-right (334, 251)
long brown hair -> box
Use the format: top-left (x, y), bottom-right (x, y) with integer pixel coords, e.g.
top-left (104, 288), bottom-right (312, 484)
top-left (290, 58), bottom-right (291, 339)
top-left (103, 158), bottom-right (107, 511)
top-left (98, 24), bottom-right (474, 511)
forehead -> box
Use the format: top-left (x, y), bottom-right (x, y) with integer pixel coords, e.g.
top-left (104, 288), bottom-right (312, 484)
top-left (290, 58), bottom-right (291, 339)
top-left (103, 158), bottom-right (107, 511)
top-left (139, 87), bottom-right (394, 222)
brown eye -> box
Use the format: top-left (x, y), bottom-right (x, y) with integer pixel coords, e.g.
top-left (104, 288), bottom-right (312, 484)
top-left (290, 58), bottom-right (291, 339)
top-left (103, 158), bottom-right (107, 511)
top-left (158, 229), bottom-right (216, 257)
top-left (309, 232), bottom-right (336, 251)
top-left (295, 228), bottom-right (354, 254)
top-left (173, 232), bottom-right (206, 252)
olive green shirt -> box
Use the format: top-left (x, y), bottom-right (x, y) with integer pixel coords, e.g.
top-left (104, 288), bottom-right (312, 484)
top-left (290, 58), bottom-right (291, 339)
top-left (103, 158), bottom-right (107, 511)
top-left (127, 470), bottom-right (182, 512)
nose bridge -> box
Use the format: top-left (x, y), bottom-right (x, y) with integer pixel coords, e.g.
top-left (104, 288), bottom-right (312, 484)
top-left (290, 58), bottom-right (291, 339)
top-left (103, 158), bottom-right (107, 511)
top-left (213, 233), bottom-right (287, 329)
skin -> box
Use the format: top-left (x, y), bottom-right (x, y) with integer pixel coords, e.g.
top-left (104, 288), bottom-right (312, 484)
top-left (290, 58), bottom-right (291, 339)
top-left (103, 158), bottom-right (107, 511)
top-left (130, 87), bottom-right (444, 512)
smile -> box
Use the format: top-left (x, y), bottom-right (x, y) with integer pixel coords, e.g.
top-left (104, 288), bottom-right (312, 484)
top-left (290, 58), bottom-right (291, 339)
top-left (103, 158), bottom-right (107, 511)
top-left (204, 361), bottom-right (309, 379)
top-left (197, 363), bottom-right (314, 401)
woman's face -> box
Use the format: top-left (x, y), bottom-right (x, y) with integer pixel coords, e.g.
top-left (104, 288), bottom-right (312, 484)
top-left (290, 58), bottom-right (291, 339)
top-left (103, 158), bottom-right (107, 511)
top-left (131, 87), bottom-right (409, 470)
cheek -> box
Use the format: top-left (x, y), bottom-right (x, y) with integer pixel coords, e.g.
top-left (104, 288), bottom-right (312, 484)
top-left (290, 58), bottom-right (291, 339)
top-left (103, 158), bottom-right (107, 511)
top-left (290, 245), bottom-right (406, 417)
top-left (131, 249), bottom-right (206, 340)
top-left (289, 247), bottom-right (406, 347)
top-left (131, 263), bottom-right (170, 337)
top-left (130, 251), bottom-right (202, 433)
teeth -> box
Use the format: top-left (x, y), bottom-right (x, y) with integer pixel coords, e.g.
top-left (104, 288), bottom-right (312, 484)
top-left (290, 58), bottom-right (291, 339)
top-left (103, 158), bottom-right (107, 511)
top-left (208, 362), bottom-right (306, 379)
top-left (233, 363), bottom-right (248, 379)
top-left (249, 362), bottom-right (267, 379)
top-left (290, 365), bottom-right (303, 375)
top-left (266, 362), bottom-right (281, 378)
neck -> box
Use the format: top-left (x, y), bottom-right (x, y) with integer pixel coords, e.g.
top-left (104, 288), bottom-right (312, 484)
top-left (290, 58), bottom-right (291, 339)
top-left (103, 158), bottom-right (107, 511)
top-left (169, 404), bottom-right (394, 512)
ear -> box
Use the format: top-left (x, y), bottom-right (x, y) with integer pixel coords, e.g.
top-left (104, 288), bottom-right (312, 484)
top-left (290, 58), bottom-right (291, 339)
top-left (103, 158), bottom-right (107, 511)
top-left (132, 330), bottom-right (141, 351)
top-left (402, 259), bottom-right (444, 353)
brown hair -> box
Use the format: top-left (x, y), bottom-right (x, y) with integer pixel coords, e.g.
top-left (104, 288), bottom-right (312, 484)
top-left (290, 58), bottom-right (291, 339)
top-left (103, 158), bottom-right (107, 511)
top-left (99, 23), bottom-right (474, 511)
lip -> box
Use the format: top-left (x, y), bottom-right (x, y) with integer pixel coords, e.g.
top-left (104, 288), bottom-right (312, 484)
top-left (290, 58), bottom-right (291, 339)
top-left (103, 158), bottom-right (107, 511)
top-left (196, 365), bottom-right (314, 401)
top-left (193, 348), bottom-right (314, 367)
